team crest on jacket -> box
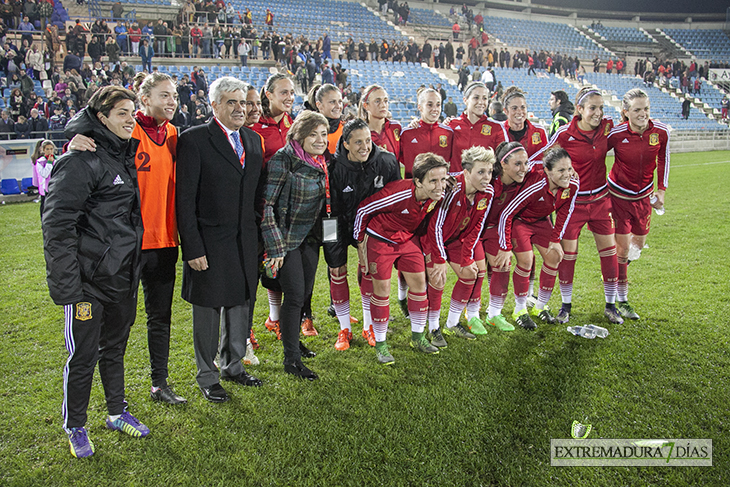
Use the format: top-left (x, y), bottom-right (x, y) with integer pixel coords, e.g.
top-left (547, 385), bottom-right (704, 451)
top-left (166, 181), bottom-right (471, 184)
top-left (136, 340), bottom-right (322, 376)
top-left (393, 128), bottom-right (401, 141)
top-left (439, 135), bottom-right (448, 148)
top-left (532, 132), bottom-right (542, 145)
top-left (75, 302), bottom-right (92, 321)
top-left (477, 198), bottom-right (488, 210)
top-left (649, 133), bottom-right (659, 146)
top-left (427, 200), bottom-right (437, 212)
top-left (481, 124), bottom-right (491, 136)
top-left (604, 124), bottom-right (611, 136)
top-left (561, 189), bottom-right (570, 199)
top-left (283, 117), bottom-right (291, 128)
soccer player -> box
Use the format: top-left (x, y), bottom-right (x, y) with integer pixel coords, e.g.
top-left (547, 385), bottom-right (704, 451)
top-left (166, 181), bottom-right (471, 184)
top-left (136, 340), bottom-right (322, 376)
top-left (531, 87), bottom-right (623, 325)
top-left (481, 141), bottom-right (533, 331)
top-left (399, 88), bottom-right (453, 176)
top-left (607, 88), bottom-right (670, 320)
top-left (497, 146), bottom-right (579, 329)
top-left (358, 84), bottom-right (402, 156)
top-left (501, 86), bottom-right (548, 158)
top-left (448, 81), bottom-right (507, 170)
top-left (327, 119), bottom-right (401, 351)
top-left (305, 83), bottom-right (344, 154)
top-left (354, 153), bottom-right (449, 364)
top-left (420, 146), bottom-right (495, 346)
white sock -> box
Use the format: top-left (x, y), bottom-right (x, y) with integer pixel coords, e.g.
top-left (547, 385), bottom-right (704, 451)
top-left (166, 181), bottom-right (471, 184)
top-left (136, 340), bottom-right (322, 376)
top-left (514, 295), bottom-right (527, 314)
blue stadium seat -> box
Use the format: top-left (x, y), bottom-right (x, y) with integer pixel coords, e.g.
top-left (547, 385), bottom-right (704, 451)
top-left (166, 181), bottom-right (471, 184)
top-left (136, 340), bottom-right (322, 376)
top-left (20, 178), bottom-right (34, 193)
top-left (1, 179), bottom-right (21, 195)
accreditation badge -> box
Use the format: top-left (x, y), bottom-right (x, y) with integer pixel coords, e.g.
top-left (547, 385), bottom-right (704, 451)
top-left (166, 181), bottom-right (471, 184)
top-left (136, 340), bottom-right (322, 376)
top-left (439, 135), bottom-right (448, 148)
top-left (75, 302), bottom-right (93, 321)
top-left (532, 132), bottom-right (542, 145)
top-left (322, 217), bottom-right (338, 243)
top-left (649, 133), bottom-right (659, 146)
top-left (481, 124), bottom-right (492, 136)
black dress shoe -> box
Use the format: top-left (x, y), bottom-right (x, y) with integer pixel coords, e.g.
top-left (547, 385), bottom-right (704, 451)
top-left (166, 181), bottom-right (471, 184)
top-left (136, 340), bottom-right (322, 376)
top-left (151, 384), bottom-right (187, 405)
top-left (199, 383), bottom-right (230, 403)
top-left (299, 342), bottom-right (316, 359)
top-left (284, 360), bottom-right (318, 381)
top-left (221, 372), bottom-right (263, 387)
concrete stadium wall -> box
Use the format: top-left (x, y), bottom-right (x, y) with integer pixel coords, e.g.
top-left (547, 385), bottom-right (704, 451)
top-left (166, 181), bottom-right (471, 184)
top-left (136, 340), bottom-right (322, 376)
top-left (669, 131), bottom-right (730, 153)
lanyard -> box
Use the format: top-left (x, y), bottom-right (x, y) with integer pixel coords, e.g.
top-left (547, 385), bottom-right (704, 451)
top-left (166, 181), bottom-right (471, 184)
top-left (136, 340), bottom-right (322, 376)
top-left (316, 156), bottom-right (331, 217)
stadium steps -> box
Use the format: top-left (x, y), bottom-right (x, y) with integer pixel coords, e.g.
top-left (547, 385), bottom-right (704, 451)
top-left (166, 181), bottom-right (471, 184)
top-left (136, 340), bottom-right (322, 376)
top-left (653, 29), bottom-right (693, 59)
top-left (663, 83), bottom-right (724, 121)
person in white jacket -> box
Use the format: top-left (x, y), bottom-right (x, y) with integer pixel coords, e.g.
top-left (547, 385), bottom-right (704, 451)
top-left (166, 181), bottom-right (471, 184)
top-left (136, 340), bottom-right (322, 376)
top-left (238, 39), bottom-right (250, 67)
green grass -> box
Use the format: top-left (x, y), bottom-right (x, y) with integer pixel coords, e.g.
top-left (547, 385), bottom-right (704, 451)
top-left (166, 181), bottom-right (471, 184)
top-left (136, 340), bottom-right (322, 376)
top-left (1, 151), bottom-right (729, 486)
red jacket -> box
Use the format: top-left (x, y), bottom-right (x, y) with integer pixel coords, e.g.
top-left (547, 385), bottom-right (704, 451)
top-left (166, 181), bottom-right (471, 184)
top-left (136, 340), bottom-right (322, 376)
top-left (497, 169), bottom-right (579, 250)
top-left (448, 113), bottom-right (506, 170)
top-left (502, 119), bottom-right (548, 158)
top-left (422, 172), bottom-right (493, 265)
top-left (354, 179), bottom-right (440, 244)
top-left (607, 119), bottom-right (670, 200)
top-left (531, 116), bottom-right (613, 202)
top-left (370, 118), bottom-right (402, 158)
top-left (399, 120), bottom-right (453, 176)
top-left (251, 113), bottom-right (293, 163)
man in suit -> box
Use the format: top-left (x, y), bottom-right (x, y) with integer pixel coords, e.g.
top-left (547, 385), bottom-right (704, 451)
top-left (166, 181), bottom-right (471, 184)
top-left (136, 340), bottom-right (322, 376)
top-left (176, 77), bottom-right (265, 402)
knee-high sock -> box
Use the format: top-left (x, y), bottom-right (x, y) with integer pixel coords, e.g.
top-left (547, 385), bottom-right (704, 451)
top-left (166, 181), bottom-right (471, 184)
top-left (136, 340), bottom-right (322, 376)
top-left (537, 262), bottom-right (559, 309)
top-left (618, 257), bottom-right (629, 302)
top-left (599, 245), bottom-right (618, 304)
top-left (513, 264), bottom-right (531, 313)
top-left (370, 293), bottom-right (390, 342)
top-left (559, 251), bottom-right (578, 304)
top-left (408, 290), bottom-right (428, 333)
top-left (330, 272), bottom-right (351, 330)
top-left (358, 269), bottom-right (373, 331)
top-left (267, 289), bottom-right (282, 321)
top-left (447, 275), bottom-right (477, 327)
top-left (487, 267), bottom-right (510, 318)
top-left (466, 270), bottom-right (486, 319)
top-left (426, 283), bottom-right (443, 331)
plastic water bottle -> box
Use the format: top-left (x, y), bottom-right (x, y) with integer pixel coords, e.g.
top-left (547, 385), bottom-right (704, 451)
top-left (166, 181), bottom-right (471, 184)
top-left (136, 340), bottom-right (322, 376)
top-left (627, 242), bottom-right (642, 261)
top-left (584, 324), bottom-right (610, 338)
top-left (649, 195), bottom-right (665, 215)
top-left (567, 326), bottom-right (597, 339)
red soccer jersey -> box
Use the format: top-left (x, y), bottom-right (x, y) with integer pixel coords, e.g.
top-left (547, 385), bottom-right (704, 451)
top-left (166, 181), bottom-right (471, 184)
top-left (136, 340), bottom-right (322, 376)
top-left (502, 119), bottom-right (548, 158)
top-left (370, 118), bottom-right (402, 157)
top-left (483, 176), bottom-right (524, 229)
top-left (422, 172), bottom-right (493, 266)
top-left (448, 113), bottom-right (507, 170)
top-left (354, 179), bottom-right (440, 244)
top-left (399, 120), bottom-right (454, 176)
top-left (251, 112), bottom-right (293, 163)
top-left (607, 119), bottom-right (670, 200)
top-left (497, 169), bottom-right (580, 250)
top-left (532, 116), bottom-right (613, 201)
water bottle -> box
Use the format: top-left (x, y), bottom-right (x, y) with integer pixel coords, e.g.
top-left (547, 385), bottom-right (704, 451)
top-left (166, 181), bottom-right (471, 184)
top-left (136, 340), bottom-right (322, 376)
top-left (649, 195), bottom-right (665, 215)
top-left (627, 242), bottom-right (642, 261)
top-left (584, 324), bottom-right (610, 338)
top-left (567, 326), bottom-right (597, 339)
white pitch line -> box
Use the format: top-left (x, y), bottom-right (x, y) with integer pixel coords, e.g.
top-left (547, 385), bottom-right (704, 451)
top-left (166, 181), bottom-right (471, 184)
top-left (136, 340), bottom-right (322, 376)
top-left (671, 160), bottom-right (730, 168)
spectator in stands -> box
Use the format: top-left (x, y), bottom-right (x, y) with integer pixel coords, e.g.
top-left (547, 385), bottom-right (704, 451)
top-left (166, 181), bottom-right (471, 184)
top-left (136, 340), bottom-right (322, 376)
top-left (722, 96), bottom-right (729, 121)
top-left (322, 32), bottom-right (331, 61)
top-left (0, 109), bottom-right (13, 133)
top-left (321, 61), bottom-right (334, 85)
top-left (152, 19), bottom-right (165, 56)
top-left (548, 90), bottom-right (574, 138)
top-left (49, 106), bottom-right (66, 131)
top-left (265, 8), bottom-right (274, 29)
top-left (24, 44), bottom-right (42, 80)
top-left (29, 107), bottom-right (49, 133)
top-left (115, 20), bottom-right (128, 55)
top-left (19, 68), bottom-right (34, 98)
top-left (175, 103), bottom-right (191, 131)
top-left (202, 23), bottom-right (213, 58)
top-left (190, 24), bottom-right (202, 57)
top-left (422, 39), bottom-right (432, 67)
top-left (18, 16), bottom-right (34, 46)
top-left (237, 37), bottom-right (249, 67)
top-left (127, 22), bottom-right (141, 56)
top-left (9, 88), bottom-right (26, 121)
top-left (443, 97), bottom-right (458, 118)
top-left (112, 0), bottom-right (124, 20)
top-left (606, 59), bottom-right (613, 74)
top-left (14, 114), bottom-right (31, 138)
top-left (593, 56), bottom-right (601, 73)
top-left (681, 97), bottom-right (691, 120)
top-left (140, 39), bottom-right (154, 73)
top-left (0, 1), bottom-right (12, 29)
top-left (106, 35), bottom-right (120, 68)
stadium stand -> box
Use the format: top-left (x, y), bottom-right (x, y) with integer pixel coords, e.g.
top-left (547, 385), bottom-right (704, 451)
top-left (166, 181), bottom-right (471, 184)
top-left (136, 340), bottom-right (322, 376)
top-left (589, 26), bottom-right (654, 44)
top-left (690, 82), bottom-right (727, 115)
top-left (407, 8), bottom-right (452, 29)
top-left (480, 16), bottom-right (612, 60)
top-left (664, 29), bottom-right (730, 62)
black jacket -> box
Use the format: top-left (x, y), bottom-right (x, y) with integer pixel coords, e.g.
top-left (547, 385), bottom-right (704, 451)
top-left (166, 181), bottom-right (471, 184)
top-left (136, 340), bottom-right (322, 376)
top-left (42, 108), bottom-right (143, 305)
top-left (549, 101), bottom-right (575, 138)
top-left (329, 140), bottom-right (400, 248)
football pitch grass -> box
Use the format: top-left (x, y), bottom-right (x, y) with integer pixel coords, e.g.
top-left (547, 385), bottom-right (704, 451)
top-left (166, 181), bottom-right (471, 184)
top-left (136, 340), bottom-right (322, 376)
top-left (1, 150), bottom-right (728, 486)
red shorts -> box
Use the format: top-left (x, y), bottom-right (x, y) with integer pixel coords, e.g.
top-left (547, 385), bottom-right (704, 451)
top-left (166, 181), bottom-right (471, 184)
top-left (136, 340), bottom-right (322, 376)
top-left (610, 195), bottom-right (651, 236)
top-left (481, 226), bottom-right (502, 257)
top-left (364, 235), bottom-right (424, 280)
top-left (562, 197), bottom-right (615, 240)
top-left (425, 238), bottom-right (485, 267)
top-left (512, 218), bottom-right (552, 252)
